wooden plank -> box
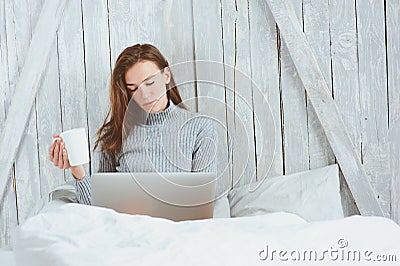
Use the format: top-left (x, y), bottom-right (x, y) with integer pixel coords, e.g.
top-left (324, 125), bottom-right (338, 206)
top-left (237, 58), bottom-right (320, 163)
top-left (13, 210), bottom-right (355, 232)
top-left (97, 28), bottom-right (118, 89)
top-left (389, 124), bottom-right (400, 223)
top-left (0, 0), bottom-right (68, 205)
top-left (249, 0), bottom-right (283, 179)
top-left (35, 0), bottom-right (64, 197)
top-left (157, 0), bottom-right (197, 112)
top-left (0, 0), bottom-right (18, 248)
top-left (303, 0), bottom-right (335, 169)
top-left (356, 0), bottom-right (390, 217)
top-left (279, 0), bottom-right (310, 175)
top-left (220, 0), bottom-right (236, 189)
top-left (0, 173), bottom-right (17, 248)
top-left (0, 0), bottom-right (7, 126)
top-left (81, 0), bottom-right (111, 174)
top-left (386, 0), bottom-right (400, 142)
top-left (386, 0), bottom-right (400, 223)
top-left (329, 0), bottom-right (361, 216)
top-left (0, 180), bottom-right (18, 248)
top-left (57, 0), bottom-right (89, 182)
top-left (9, 0), bottom-right (41, 225)
top-left (31, 0), bottom-right (64, 198)
top-left (108, 0), bottom-right (197, 111)
top-left (110, 0), bottom-right (163, 59)
top-left (221, 0), bottom-right (257, 187)
top-left (34, 0), bottom-right (64, 199)
top-left (192, 0), bottom-right (230, 196)
top-left (4, 0), bottom-right (42, 229)
top-left (107, 0), bottom-right (131, 66)
top-left (36, 42), bottom-right (64, 196)
top-left (265, 0), bottom-right (383, 216)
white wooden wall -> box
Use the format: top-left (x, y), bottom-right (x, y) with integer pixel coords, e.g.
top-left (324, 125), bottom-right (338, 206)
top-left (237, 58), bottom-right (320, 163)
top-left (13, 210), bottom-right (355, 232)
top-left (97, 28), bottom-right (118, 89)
top-left (0, 0), bottom-right (399, 248)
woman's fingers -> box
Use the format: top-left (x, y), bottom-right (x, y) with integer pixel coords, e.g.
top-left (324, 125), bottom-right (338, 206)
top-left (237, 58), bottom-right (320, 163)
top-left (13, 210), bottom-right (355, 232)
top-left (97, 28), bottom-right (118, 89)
top-left (53, 141), bottom-right (60, 166)
top-left (49, 141), bottom-right (55, 160)
top-left (63, 148), bottom-right (70, 169)
top-left (58, 142), bottom-right (64, 168)
top-left (49, 134), bottom-right (71, 169)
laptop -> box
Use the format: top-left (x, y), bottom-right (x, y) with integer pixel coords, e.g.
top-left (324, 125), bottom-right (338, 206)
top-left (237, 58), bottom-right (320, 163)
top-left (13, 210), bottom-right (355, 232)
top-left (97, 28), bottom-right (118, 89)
top-left (91, 172), bottom-right (217, 221)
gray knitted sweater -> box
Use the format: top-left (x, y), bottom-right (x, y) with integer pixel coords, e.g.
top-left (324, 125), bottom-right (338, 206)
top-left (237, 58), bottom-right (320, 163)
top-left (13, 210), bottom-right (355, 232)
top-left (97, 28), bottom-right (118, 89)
top-left (75, 100), bottom-right (217, 205)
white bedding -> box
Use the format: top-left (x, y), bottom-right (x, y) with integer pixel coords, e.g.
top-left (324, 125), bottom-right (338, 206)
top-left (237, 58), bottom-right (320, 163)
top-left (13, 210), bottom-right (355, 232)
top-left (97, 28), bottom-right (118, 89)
top-left (13, 203), bottom-right (400, 266)
top-left (0, 248), bottom-right (15, 266)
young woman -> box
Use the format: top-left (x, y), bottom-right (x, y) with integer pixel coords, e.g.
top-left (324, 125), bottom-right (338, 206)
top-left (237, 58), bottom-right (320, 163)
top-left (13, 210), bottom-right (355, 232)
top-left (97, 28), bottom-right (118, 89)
top-left (49, 43), bottom-right (217, 205)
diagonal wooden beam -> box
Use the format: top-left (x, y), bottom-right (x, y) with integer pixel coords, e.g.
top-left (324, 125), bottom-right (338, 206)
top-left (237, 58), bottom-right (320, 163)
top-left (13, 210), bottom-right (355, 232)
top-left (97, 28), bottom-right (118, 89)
top-left (0, 0), bottom-right (68, 201)
top-left (265, 0), bottom-right (384, 216)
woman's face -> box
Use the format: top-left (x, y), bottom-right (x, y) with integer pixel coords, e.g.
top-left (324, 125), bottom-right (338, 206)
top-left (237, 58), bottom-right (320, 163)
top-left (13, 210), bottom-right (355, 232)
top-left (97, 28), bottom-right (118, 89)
top-left (125, 60), bottom-right (171, 114)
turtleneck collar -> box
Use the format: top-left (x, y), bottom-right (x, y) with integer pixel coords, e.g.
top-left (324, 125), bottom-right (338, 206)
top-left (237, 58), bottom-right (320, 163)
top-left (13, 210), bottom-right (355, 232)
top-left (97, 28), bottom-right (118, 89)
top-left (145, 99), bottom-right (176, 125)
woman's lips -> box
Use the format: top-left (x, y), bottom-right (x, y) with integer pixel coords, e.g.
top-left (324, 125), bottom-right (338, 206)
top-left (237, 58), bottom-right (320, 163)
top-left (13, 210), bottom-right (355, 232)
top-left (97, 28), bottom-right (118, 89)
top-left (144, 100), bottom-right (157, 106)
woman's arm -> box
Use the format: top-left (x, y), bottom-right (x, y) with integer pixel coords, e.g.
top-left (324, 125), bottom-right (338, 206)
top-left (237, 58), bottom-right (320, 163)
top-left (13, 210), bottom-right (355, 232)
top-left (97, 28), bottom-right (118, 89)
top-left (75, 149), bottom-right (117, 205)
top-left (191, 119), bottom-right (218, 173)
top-left (48, 134), bottom-right (95, 205)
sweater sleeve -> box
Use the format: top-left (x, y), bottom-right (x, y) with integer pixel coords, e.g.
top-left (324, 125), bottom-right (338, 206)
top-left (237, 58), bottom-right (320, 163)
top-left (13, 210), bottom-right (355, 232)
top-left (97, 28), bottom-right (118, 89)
top-left (191, 118), bottom-right (218, 173)
top-left (75, 149), bottom-right (117, 205)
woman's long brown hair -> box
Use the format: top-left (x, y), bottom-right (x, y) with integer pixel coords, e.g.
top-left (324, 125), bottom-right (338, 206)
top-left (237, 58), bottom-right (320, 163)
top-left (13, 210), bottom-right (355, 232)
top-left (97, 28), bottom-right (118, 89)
top-left (93, 43), bottom-right (186, 155)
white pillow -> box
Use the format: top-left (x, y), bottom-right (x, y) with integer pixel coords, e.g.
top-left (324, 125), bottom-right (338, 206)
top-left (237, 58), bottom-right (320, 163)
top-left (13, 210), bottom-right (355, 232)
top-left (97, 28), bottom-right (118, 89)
top-left (228, 164), bottom-right (344, 222)
top-left (27, 182), bottom-right (76, 219)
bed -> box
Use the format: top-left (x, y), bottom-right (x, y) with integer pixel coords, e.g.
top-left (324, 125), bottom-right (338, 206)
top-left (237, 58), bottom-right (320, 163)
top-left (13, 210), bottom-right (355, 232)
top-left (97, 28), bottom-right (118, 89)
top-left (4, 165), bottom-right (400, 265)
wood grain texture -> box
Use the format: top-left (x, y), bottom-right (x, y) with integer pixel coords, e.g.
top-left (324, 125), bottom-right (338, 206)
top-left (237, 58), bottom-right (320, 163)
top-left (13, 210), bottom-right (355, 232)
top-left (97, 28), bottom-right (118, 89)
top-left (36, 43), bottom-right (65, 197)
top-left (329, 0), bottom-right (361, 216)
top-left (37, 0), bottom-right (65, 199)
top-left (34, 0), bottom-right (65, 200)
top-left (0, 0), bottom-right (18, 248)
top-left (279, 0), bottom-right (310, 175)
top-left (303, 0), bottom-right (335, 169)
top-left (220, 0), bottom-right (236, 189)
top-left (0, 0), bottom-right (7, 126)
top-left (108, 0), bottom-right (196, 70)
top-left (386, 0), bottom-right (400, 223)
top-left (266, 0), bottom-right (384, 216)
top-left (0, 175), bottom-right (18, 248)
top-left (10, 0), bottom-right (41, 225)
top-left (4, 0), bottom-right (50, 233)
top-left (389, 124), bottom-right (400, 224)
top-left (192, 1), bottom-right (231, 196)
top-left (108, 0), bottom-right (197, 111)
top-left (221, 0), bottom-right (257, 187)
top-left (57, 0), bottom-right (89, 182)
top-left (356, 0), bottom-right (390, 217)
top-left (81, 0), bottom-right (112, 174)
top-left (0, 0), bottom-right (68, 204)
top-left (158, 0), bottom-right (197, 112)
top-left (249, 0), bottom-right (283, 179)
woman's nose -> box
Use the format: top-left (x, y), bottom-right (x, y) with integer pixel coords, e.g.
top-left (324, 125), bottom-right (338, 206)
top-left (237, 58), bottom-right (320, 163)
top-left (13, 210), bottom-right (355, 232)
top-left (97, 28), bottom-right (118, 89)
top-left (139, 85), bottom-right (152, 98)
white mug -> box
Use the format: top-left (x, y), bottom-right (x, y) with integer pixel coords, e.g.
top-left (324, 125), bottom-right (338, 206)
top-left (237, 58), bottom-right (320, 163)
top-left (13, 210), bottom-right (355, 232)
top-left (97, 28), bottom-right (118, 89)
top-left (57, 128), bottom-right (90, 166)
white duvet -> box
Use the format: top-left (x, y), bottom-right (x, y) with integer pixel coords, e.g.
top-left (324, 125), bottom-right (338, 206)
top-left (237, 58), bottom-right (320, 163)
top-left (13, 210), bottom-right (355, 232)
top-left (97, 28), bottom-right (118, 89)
top-left (13, 203), bottom-right (400, 266)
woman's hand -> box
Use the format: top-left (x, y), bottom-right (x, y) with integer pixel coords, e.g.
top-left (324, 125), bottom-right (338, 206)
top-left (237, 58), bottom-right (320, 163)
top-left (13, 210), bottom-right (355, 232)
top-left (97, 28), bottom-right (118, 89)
top-left (49, 133), bottom-right (70, 169)
top-left (49, 133), bottom-right (86, 180)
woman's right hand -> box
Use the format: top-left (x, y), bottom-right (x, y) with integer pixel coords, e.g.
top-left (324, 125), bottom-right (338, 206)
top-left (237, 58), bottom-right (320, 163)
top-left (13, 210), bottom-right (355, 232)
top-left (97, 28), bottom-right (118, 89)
top-left (49, 134), bottom-right (70, 169)
top-left (49, 133), bottom-right (86, 180)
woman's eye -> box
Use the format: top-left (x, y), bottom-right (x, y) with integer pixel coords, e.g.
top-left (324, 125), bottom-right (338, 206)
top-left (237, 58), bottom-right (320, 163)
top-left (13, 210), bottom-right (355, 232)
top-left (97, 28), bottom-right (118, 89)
top-left (146, 81), bottom-right (154, 86)
top-left (130, 87), bottom-right (138, 93)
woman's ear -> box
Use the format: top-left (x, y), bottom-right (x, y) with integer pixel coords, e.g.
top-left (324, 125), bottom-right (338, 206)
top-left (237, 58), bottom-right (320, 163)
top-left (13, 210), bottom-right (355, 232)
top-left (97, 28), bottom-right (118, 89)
top-left (163, 67), bottom-right (171, 84)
